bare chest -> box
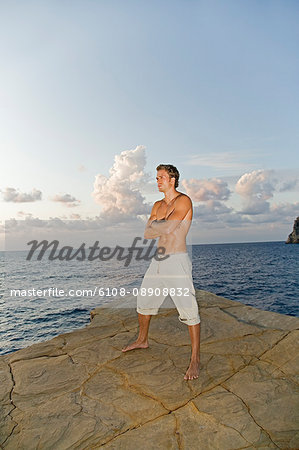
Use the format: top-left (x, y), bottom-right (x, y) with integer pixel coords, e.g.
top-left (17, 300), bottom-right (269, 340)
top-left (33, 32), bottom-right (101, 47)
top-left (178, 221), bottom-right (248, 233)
top-left (156, 201), bottom-right (175, 220)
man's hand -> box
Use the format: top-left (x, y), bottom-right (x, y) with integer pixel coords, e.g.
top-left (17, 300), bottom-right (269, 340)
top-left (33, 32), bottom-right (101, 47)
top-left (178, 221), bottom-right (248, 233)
top-left (144, 201), bottom-right (162, 239)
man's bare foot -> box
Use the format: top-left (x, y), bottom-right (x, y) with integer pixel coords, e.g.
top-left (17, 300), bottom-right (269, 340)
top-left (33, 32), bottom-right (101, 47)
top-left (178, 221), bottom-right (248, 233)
top-left (184, 359), bottom-right (200, 380)
top-left (122, 340), bottom-right (149, 352)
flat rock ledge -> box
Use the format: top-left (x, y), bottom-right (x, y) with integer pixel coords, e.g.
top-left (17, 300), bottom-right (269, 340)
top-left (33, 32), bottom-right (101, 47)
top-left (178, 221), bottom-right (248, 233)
top-left (0, 290), bottom-right (299, 449)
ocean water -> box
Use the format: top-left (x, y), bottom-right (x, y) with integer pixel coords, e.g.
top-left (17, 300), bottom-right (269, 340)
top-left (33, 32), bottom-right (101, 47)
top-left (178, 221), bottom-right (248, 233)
top-left (0, 241), bottom-right (298, 355)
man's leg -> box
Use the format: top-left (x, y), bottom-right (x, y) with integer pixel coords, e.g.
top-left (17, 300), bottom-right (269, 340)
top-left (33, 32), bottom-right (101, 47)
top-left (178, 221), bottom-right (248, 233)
top-left (123, 258), bottom-right (165, 352)
top-left (163, 253), bottom-right (201, 380)
top-left (184, 323), bottom-right (200, 380)
top-left (122, 313), bottom-right (152, 352)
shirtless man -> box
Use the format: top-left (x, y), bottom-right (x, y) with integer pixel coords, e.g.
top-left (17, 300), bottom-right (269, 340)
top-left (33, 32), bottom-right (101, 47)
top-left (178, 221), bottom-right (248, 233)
top-left (122, 164), bottom-right (200, 380)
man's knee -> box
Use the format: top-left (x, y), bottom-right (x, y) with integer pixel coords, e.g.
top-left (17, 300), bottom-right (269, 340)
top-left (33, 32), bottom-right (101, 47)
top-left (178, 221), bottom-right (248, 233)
top-left (136, 307), bottom-right (159, 316)
top-left (178, 315), bottom-right (200, 326)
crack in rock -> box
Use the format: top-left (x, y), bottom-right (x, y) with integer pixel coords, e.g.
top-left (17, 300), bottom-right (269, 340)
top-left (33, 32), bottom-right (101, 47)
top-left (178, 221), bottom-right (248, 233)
top-left (269, 365), bottom-right (299, 385)
top-left (94, 410), bottom-right (171, 448)
top-left (148, 335), bottom-right (191, 348)
top-left (174, 414), bottom-right (182, 449)
top-left (220, 384), bottom-right (280, 448)
top-left (165, 355), bottom-right (193, 395)
top-left (8, 352), bottom-right (69, 364)
top-left (0, 363), bottom-right (18, 447)
top-left (99, 356), bottom-right (282, 450)
top-left (256, 330), bottom-right (291, 360)
top-left (78, 352), bottom-right (128, 389)
top-left (1, 294), bottom-right (297, 448)
top-left (220, 306), bottom-right (266, 325)
top-left (190, 400), bottom-right (252, 445)
top-left (220, 307), bottom-right (297, 332)
top-left (80, 390), bottom-right (137, 423)
top-left (200, 330), bottom-right (271, 347)
top-left (168, 355), bottom-right (263, 416)
top-left (105, 364), bottom-right (169, 412)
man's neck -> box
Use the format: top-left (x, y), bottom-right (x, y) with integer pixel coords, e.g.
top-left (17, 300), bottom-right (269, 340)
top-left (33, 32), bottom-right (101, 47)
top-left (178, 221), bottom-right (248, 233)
top-left (163, 189), bottom-right (179, 204)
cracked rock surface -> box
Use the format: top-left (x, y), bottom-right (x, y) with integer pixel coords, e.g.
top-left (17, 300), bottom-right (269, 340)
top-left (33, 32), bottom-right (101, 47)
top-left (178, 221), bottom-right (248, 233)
top-left (0, 289), bottom-right (298, 449)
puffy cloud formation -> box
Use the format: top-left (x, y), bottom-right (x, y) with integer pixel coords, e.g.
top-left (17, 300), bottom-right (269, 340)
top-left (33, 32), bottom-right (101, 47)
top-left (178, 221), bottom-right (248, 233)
top-left (51, 193), bottom-right (80, 208)
top-left (92, 145), bottom-right (151, 220)
top-left (181, 178), bottom-right (231, 201)
top-left (270, 201), bottom-right (299, 222)
top-left (4, 215), bottom-right (147, 249)
top-left (240, 200), bottom-right (271, 215)
top-left (231, 201), bottom-right (299, 225)
top-left (1, 187), bottom-right (42, 203)
top-left (194, 200), bottom-right (233, 219)
top-left (109, 145), bottom-right (148, 183)
top-left (279, 179), bottom-right (299, 192)
top-left (235, 169), bottom-right (275, 200)
top-left (235, 169), bottom-right (277, 215)
top-left (188, 169), bottom-right (298, 231)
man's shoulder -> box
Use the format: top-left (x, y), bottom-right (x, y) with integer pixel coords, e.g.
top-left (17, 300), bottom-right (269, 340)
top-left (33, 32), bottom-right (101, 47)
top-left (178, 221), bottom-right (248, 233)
top-left (176, 192), bottom-right (192, 204)
top-left (151, 199), bottom-right (164, 212)
top-left (153, 193), bottom-right (192, 207)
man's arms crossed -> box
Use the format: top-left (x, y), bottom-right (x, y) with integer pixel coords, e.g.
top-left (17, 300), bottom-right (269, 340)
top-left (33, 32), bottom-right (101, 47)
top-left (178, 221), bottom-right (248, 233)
top-left (144, 195), bottom-right (192, 239)
top-left (144, 201), bottom-right (161, 239)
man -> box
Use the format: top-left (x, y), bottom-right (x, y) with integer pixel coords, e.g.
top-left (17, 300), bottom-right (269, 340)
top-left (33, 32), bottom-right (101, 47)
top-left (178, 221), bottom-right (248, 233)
top-left (122, 164), bottom-right (200, 380)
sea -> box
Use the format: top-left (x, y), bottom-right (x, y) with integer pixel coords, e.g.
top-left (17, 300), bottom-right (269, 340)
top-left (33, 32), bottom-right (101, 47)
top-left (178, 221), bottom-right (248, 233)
top-left (0, 241), bottom-right (298, 355)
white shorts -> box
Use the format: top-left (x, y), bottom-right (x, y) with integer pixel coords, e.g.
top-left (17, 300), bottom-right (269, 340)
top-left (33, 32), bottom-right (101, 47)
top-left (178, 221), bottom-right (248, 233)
top-left (136, 252), bottom-right (200, 326)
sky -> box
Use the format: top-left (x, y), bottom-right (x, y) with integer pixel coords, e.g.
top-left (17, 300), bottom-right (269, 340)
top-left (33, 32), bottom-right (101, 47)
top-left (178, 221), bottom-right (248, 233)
top-left (1, 0), bottom-right (299, 248)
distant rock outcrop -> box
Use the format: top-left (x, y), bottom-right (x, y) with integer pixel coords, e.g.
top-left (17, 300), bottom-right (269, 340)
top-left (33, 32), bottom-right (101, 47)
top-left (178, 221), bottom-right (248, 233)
top-left (286, 216), bottom-right (299, 243)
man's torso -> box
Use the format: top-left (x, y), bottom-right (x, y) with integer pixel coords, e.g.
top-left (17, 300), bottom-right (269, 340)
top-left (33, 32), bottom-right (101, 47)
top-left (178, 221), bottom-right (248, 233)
top-left (155, 192), bottom-right (192, 254)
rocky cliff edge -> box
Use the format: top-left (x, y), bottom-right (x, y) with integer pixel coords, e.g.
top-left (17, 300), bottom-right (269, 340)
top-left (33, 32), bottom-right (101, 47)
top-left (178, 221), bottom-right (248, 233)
top-left (0, 290), bottom-right (298, 449)
top-left (286, 216), bottom-right (299, 243)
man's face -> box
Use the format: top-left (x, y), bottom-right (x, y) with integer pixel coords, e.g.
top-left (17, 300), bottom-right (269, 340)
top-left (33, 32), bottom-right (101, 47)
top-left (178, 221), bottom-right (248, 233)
top-left (156, 169), bottom-right (174, 192)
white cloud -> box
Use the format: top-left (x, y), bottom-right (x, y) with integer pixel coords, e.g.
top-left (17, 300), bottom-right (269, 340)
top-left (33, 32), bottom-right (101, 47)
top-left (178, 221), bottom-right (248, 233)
top-left (2, 150), bottom-right (298, 246)
top-left (279, 179), bottom-right (299, 192)
top-left (193, 200), bottom-right (233, 218)
top-left (184, 152), bottom-right (256, 170)
top-left (51, 193), bottom-right (80, 208)
top-left (239, 200), bottom-right (270, 215)
top-left (182, 178), bottom-right (231, 201)
top-left (235, 169), bottom-right (276, 200)
top-left (189, 170), bottom-right (298, 231)
top-left (4, 215), bottom-right (147, 250)
top-left (1, 187), bottom-right (42, 203)
top-left (92, 145), bottom-right (151, 221)
top-left (235, 169), bottom-right (277, 215)
top-left (192, 200), bottom-right (299, 233)
top-left (230, 202), bottom-right (299, 225)
top-left (270, 202), bottom-right (299, 223)
top-left (109, 145), bottom-right (148, 183)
